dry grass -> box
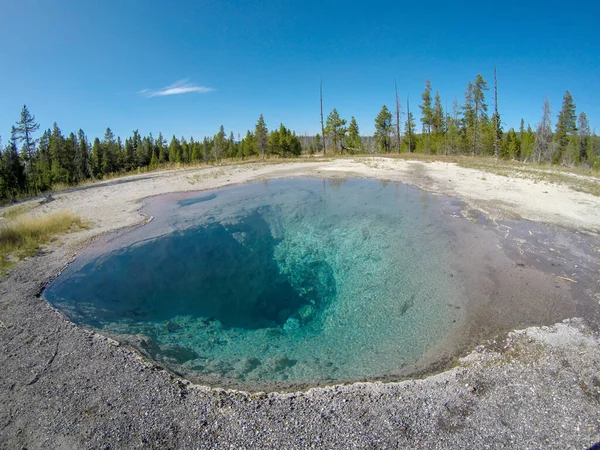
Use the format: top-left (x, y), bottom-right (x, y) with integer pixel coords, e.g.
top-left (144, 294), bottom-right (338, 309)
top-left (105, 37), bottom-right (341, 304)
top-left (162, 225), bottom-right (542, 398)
top-left (0, 210), bottom-right (88, 271)
top-left (1, 202), bottom-right (37, 219)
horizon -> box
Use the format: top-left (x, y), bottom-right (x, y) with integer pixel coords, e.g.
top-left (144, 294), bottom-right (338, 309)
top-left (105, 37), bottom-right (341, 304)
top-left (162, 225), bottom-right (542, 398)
top-left (1, 0), bottom-right (598, 143)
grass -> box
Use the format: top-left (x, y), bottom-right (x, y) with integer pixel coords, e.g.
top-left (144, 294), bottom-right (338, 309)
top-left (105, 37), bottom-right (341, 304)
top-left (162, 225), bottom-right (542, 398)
top-left (0, 210), bottom-right (88, 271)
top-left (1, 202), bottom-right (37, 219)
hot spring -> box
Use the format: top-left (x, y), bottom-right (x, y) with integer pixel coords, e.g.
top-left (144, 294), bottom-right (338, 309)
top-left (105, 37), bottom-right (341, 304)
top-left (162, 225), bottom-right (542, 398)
top-left (44, 178), bottom-right (470, 388)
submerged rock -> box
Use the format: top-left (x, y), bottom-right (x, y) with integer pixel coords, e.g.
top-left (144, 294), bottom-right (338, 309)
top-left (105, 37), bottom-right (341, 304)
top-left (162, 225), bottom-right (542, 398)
top-left (160, 344), bottom-right (199, 363)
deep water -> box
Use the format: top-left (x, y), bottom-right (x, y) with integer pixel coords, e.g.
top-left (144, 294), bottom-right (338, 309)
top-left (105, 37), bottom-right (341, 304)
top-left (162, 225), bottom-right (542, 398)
top-left (45, 178), bottom-right (468, 387)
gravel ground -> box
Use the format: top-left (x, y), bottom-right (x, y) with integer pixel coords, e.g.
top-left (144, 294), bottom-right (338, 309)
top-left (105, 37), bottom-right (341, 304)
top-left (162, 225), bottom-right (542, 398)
top-left (1, 158), bottom-right (600, 449)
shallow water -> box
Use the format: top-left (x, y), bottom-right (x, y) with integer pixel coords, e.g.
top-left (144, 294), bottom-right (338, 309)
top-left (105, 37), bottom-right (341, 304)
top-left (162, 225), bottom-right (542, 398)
top-left (45, 178), bottom-right (471, 387)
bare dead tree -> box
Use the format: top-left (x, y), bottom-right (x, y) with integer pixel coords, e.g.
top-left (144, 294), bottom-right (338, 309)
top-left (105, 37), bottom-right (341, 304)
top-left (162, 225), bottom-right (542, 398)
top-left (304, 130), bottom-right (309, 153)
top-left (535, 97), bottom-right (553, 163)
top-left (494, 65), bottom-right (499, 159)
top-left (395, 79), bottom-right (401, 153)
top-left (320, 79), bottom-right (326, 154)
top-left (406, 96), bottom-right (412, 153)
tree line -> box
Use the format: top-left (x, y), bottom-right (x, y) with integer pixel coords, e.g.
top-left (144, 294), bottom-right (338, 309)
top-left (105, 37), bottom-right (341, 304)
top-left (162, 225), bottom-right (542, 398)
top-left (319, 73), bottom-right (597, 168)
top-left (1, 72), bottom-right (598, 202)
top-left (0, 111), bottom-right (303, 202)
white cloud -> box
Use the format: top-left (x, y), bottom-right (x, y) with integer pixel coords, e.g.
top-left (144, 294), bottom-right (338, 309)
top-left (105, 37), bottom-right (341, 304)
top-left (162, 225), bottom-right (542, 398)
top-left (140, 79), bottom-right (215, 98)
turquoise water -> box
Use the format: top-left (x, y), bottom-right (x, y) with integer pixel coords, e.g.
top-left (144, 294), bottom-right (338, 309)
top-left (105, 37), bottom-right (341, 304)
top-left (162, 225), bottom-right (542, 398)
top-left (45, 178), bottom-right (467, 387)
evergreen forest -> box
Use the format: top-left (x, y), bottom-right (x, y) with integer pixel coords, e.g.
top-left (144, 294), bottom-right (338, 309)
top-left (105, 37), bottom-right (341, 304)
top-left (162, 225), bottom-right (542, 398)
top-left (1, 73), bottom-right (598, 203)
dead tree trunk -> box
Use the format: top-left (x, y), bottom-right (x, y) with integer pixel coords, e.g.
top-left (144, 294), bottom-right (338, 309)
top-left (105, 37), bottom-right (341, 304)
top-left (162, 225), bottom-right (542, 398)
top-left (320, 79), bottom-right (326, 155)
top-left (494, 65), bottom-right (499, 159)
top-left (395, 79), bottom-right (401, 153)
top-left (406, 97), bottom-right (412, 153)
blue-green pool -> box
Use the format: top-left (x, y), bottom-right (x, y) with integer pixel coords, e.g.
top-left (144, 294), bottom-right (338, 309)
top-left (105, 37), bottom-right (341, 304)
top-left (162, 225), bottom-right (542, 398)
top-left (45, 178), bottom-right (468, 388)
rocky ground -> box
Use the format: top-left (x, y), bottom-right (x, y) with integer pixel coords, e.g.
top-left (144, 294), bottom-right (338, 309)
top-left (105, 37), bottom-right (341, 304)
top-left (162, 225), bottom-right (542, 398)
top-left (1, 157), bottom-right (599, 449)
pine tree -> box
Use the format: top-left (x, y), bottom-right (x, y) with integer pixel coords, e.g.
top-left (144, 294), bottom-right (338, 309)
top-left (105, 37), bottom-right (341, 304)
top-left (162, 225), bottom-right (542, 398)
top-left (13, 105), bottom-right (40, 193)
top-left (168, 135), bottom-right (182, 163)
top-left (554, 90), bottom-right (577, 163)
top-left (312, 133), bottom-right (323, 154)
top-left (519, 119), bottom-right (525, 144)
top-left (227, 132), bottom-right (236, 158)
top-left (116, 137), bottom-right (124, 171)
top-left (153, 133), bottom-right (166, 163)
top-left (431, 92), bottom-right (444, 135)
top-left (267, 128), bottom-right (280, 156)
top-left (503, 129), bottom-right (519, 160)
top-left (203, 137), bottom-right (211, 164)
top-left (588, 132), bottom-right (599, 169)
top-left (213, 126), bottom-right (226, 162)
top-left (325, 109), bottom-right (347, 152)
top-left (241, 130), bottom-right (256, 159)
top-left (101, 128), bottom-right (118, 174)
top-left (578, 112), bottom-right (591, 163)
top-left (36, 129), bottom-right (53, 190)
top-left (180, 137), bottom-right (189, 163)
top-left (446, 98), bottom-right (462, 154)
top-left (75, 129), bottom-right (91, 182)
top-left (472, 74), bottom-right (489, 154)
top-left (63, 132), bottom-right (78, 182)
top-left (149, 149), bottom-right (159, 168)
top-left (188, 137), bottom-right (198, 162)
top-left (132, 130), bottom-right (147, 167)
top-left (462, 82), bottom-right (475, 153)
top-left (48, 123), bottom-right (67, 183)
top-left (521, 124), bottom-right (535, 162)
top-left (276, 124), bottom-right (302, 157)
top-left (14, 105), bottom-right (40, 161)
top-left (346, 116), bottom-right (361, 151)
top-left (374, 105), bottom-right (393, 153)
top-left (431, 92), bottom-right (445, 153)
top-left (91, 138), bottom-right (103, 177)
top-left (139, 135), bottom-right (153, 167)
top-left (0, 137), bottom-right (5, 200)
top-left (419, 80), bottom-right (433, 151)
top-left (1, 136), bottom-right (26, 200)
top-left (255, 114), bottom-right (268, 159)
top-left (191, 137), bottom-right (203, 161)
top-left (403, 111), bottom-right (416, 153)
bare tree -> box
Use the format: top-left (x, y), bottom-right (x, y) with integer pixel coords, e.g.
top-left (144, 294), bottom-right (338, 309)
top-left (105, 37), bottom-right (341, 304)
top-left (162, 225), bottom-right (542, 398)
top-left (320, 79), bottom-right (326, 154)
top-left (535, 97), bottom-right (553, 163)
top-left (395, 79), bottom-right (402, 153)
top-left (406, 97), bottom-right (413, 153)
top-left (493, 65), bottom-right (499, 159)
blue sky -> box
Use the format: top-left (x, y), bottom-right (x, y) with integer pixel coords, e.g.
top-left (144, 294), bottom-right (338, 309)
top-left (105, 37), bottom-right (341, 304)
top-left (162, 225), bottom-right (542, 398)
top-left (1, 0), bottom-right (598, 143)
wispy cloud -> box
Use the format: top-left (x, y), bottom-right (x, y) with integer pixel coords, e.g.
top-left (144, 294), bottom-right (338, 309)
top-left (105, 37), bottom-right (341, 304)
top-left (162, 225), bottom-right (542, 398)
top-left (140, 79), bottom-right (215, 97)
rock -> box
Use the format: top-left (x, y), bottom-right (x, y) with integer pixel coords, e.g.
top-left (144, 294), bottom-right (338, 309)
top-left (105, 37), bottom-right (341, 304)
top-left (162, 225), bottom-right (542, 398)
top-left (234, 357), bottom-right (262, 375)
top-left (265, 356), bottom-right (296, 373)
top-left (160, 344), bottom-right (199, 363)
top-left (283, 317), bottom-right (300, 332)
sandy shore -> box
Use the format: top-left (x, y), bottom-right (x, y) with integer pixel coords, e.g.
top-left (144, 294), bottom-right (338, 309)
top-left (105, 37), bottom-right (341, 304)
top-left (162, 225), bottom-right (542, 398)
top-left (1, 157), bottom-right (599, 448)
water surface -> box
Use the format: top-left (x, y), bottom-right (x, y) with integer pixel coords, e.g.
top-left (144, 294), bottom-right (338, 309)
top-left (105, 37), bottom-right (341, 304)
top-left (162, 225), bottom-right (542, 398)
top-left (45, 178), bottom-right (469, 388)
